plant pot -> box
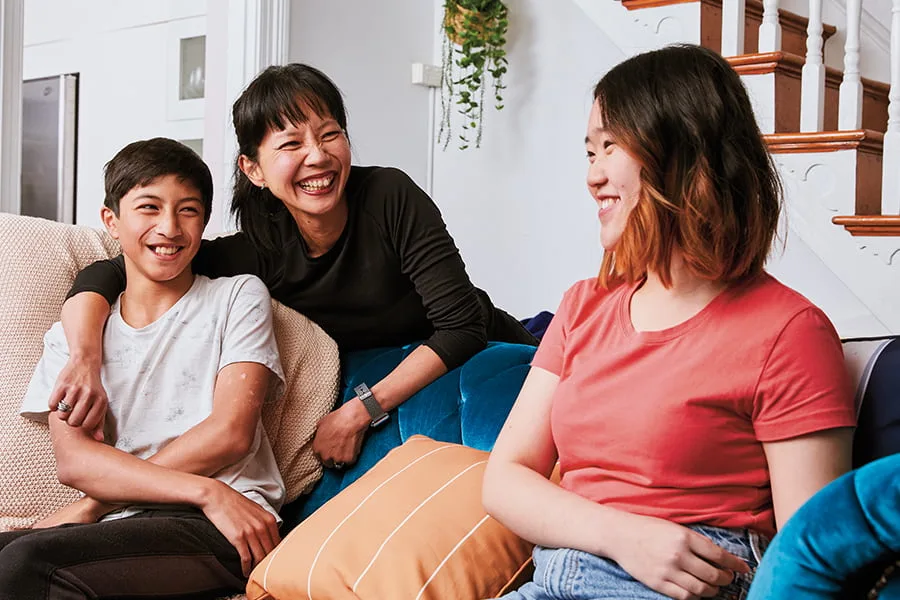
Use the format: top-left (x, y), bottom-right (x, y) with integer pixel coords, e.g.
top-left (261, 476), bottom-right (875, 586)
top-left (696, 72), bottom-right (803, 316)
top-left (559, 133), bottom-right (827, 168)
top-left (443, 4), bottom-right (496, 46)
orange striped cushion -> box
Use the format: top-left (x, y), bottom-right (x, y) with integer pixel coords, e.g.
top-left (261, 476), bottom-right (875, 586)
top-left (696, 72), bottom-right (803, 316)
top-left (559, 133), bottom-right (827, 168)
top-left (246, 436), bottom-right (534, 600)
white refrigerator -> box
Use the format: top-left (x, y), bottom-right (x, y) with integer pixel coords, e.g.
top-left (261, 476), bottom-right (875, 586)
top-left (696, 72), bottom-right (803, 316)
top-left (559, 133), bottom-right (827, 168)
top-left (20, 74), bottom-right (78, 223)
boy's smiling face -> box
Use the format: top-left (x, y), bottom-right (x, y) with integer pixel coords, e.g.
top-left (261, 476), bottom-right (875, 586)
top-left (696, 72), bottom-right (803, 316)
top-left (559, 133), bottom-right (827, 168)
top-left (102, 174), bottom-right (205, 289)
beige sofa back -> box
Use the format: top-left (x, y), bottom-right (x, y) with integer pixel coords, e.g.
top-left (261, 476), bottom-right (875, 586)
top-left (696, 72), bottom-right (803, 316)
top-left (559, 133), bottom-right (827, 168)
top-left (0, 213), bottom-right (339, 531)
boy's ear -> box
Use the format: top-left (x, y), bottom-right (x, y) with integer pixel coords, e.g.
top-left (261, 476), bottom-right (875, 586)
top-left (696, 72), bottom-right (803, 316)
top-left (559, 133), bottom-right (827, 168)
top-left (238, 155), bottom-right (265, 188)
top-left (100, 206), bottom-right (120, 239)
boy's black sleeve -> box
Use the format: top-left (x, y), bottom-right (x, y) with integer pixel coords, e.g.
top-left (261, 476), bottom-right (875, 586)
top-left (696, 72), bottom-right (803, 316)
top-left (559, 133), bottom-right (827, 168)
top-left (65, 255), bottom-right (126, 305)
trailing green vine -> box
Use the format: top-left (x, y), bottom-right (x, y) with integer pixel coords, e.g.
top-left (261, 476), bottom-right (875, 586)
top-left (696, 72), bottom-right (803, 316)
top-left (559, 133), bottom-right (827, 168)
top-left (439, 0), bottom-right (509, 150)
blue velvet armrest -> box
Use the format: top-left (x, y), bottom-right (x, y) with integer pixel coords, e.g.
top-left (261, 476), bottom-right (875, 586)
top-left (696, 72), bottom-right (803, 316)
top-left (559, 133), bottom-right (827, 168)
top-left (747, 453), bottom-right (900, 599)
top-left (281, 341), bottom-right (536, 527)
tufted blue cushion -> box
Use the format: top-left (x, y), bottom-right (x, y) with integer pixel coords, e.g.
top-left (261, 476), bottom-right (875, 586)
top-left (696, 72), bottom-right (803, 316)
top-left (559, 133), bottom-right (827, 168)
top-left (747, 453), bottom-right (900, 599)
top-left (280, 342), bottom-right (536, 527)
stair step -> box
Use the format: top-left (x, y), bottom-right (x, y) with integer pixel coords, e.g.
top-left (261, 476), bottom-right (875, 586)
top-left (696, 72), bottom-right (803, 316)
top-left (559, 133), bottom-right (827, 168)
top-left (764, 130), bottom-right (884, 216)
top-left (763, 129), bottom-right (884, 153)
top-left (729, 52), bottom-right (889, 134)
top-left (832, 216), bottom-right (900, 236)
top-left (621, 0), bottom-right (836, 55)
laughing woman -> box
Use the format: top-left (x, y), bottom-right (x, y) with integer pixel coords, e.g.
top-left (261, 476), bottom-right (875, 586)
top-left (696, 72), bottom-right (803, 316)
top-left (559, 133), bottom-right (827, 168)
top-left (54, 63), bottom-right (537, 474)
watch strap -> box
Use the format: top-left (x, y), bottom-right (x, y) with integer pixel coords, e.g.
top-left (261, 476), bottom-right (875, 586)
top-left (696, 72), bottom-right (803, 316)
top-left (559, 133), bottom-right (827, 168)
top-left (354, 383), bottom-right (389, 427)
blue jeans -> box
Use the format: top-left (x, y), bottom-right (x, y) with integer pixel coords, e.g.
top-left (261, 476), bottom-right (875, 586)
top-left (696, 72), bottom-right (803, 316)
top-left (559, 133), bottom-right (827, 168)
top-left (502, 525), bottom-right (769, 600)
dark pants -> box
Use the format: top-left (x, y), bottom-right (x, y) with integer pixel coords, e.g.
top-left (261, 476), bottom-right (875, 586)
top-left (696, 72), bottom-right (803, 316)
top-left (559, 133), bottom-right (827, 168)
top-left (0, 508), bottom-right (244, 600)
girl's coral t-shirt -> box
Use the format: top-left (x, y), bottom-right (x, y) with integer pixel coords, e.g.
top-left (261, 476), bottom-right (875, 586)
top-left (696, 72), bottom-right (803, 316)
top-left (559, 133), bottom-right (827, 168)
top-left (532, 273), bottom-right (856, 537)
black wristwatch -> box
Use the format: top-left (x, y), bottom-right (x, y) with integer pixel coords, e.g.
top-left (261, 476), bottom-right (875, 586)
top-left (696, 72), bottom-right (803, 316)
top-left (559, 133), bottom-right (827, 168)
top-left (354, 383), bottom-right (389, 427)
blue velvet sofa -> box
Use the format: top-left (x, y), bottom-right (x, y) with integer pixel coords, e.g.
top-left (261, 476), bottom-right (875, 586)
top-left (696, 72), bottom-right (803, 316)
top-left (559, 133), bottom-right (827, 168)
top-left (281, 341), bottom-right (537, 527)
top-left (748, 336), bottom-right (900, 599)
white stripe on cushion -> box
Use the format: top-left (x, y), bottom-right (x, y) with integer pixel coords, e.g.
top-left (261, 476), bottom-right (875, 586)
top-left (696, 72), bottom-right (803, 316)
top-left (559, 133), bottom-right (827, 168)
top-left (351, 460), bottom-right (488, 593)
top-left (306, 444), bottom-right (457, 599)
top-left (415, 514), bottom-right (492, 600)
top-left (260, 443), bottom-right (455, 598)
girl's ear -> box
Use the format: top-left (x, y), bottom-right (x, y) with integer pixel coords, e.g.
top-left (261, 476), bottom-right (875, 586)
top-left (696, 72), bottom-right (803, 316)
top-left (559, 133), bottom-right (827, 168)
top-left (238, 155), bottom-right (265, 188)
top-left (100, 206), bottom-right (120, 239)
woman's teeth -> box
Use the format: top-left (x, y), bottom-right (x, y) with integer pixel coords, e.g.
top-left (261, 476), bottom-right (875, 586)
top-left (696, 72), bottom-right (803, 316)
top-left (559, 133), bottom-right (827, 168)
top-left (299, 175), bottom-right (334, 191)
top-left (599, 198), bottom-right (618, 210)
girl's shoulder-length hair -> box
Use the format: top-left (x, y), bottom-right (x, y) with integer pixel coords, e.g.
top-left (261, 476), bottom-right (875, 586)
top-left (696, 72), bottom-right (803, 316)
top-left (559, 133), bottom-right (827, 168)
top-left (595, 44), bottom-right (783, 289)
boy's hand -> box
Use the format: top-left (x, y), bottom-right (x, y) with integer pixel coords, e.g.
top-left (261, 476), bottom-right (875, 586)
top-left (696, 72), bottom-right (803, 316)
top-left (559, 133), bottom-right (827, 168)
top-left (200, 480), bottom-right (281, 577)
top-left (49, 356), bottom-right (108, 441)
top-left (608, 513), bottom-right (751, 600)
top-left (31, 497), bottom-right (116, 529)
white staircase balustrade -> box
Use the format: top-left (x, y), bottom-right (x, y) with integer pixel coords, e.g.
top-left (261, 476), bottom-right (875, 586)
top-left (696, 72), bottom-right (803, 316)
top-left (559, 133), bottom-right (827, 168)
top-left (759, 0), bottom-right (782, 52)
top-left (838, 0), bottom-right (864, 130)
top-left (883, 0), bottom-right (900, 215)
top-left (800, 0), bottom-right (825, 132)
top-left (721, 0), bottom-right (746, 56)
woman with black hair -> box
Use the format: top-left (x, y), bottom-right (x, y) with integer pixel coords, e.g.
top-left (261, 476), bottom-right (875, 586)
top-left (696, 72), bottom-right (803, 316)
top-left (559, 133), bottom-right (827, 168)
top-left (56, 63), bottom-right (536, 472)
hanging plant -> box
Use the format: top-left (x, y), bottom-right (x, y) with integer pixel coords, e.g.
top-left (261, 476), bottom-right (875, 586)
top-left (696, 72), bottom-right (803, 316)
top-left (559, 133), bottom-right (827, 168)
top-left (438, 0), bottom-right (509, 150)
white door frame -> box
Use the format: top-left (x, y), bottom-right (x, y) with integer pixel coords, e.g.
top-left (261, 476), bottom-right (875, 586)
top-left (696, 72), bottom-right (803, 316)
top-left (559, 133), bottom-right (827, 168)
top-left (0, 0), bottom-right (23, 216)
top-left (205, 0), bottom-right (290, 232)
top-left (0, 0), bottom-right (287, 227)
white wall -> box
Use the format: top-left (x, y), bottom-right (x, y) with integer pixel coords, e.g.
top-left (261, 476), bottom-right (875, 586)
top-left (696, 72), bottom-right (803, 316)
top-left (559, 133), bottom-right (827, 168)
top-left (767, 231), bottom-right (887, 337)
top-left (288, 0), bottom-right (435, 191)
top-left (432, 0), bottom-right (623, 318)
top-left (23, 0), bottom-right (206, 229)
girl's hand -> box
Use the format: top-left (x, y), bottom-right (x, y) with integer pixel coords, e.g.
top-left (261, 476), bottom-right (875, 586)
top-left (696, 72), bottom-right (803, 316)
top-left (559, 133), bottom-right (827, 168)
top-left (609, 513), bottom-right (751, 600)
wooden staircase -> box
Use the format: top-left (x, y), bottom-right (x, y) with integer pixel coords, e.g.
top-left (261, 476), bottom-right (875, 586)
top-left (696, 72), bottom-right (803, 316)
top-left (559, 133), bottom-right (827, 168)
top-left (621, 0), bottom-right (896, 237)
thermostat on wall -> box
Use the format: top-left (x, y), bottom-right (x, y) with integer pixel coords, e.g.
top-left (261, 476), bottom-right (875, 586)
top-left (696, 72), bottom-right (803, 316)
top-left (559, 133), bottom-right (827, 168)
top-left (411, 63), bottom-right (442, 88)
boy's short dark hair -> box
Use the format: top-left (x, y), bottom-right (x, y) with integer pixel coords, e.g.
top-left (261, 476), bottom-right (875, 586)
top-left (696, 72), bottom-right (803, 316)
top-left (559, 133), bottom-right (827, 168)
top-left (104, 138), bottom-right (214, 224)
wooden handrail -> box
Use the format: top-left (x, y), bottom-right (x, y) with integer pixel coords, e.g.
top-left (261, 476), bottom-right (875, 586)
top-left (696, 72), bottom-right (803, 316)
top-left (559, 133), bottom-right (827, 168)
top-left (832, 216), bottom-right (900, 236)
top-left (763, 129), bottom-right (883, 153)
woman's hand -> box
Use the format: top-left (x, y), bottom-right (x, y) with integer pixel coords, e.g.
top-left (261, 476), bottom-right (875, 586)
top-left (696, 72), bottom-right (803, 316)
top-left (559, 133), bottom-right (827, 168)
top-left (49, 357), bottom-right (108, 441)
top-left (609, 513), bottom-right (750, 600)
top-left (312, 400), bottom-right (370, 469)
top-left (31, 497), bottom-right (116, 529)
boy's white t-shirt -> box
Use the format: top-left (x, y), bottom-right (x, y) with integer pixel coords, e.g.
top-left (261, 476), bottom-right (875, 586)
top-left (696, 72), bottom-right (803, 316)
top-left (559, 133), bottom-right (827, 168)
top-left (20, 274), bottom-right (286, 520)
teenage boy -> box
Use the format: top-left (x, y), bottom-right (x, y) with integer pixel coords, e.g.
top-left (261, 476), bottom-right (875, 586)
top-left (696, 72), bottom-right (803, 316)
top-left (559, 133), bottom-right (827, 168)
top-left (0, 138), bottom-right (285, 599)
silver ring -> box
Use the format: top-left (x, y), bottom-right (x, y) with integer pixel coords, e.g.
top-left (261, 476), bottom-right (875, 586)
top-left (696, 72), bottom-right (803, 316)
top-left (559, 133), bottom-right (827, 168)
top-left (57, 400), bottom-right (72, 413)
top-left (332, 462), bottom-right (345, 470)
